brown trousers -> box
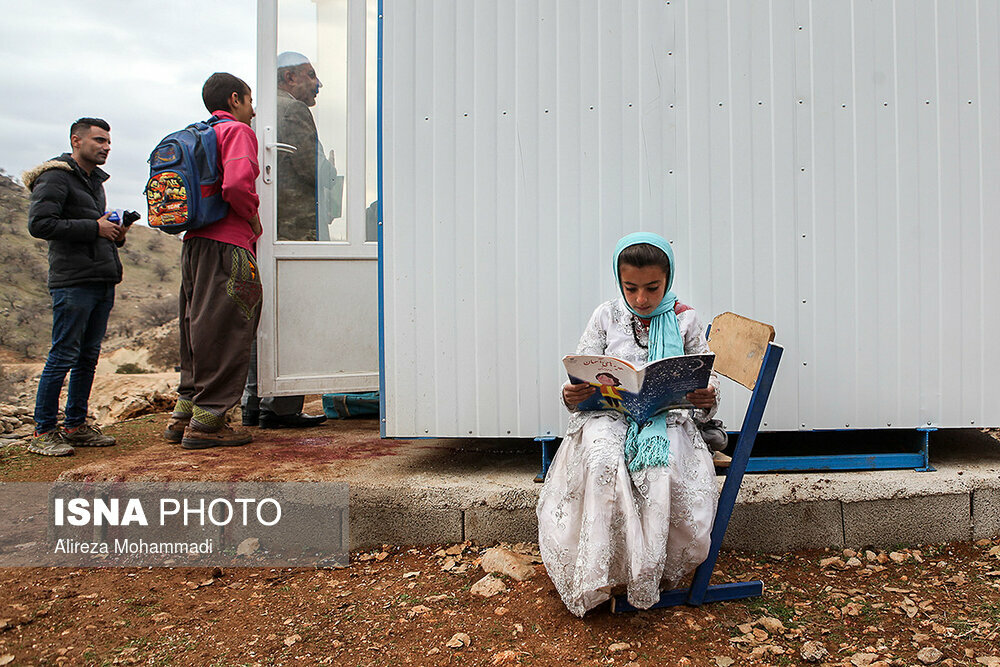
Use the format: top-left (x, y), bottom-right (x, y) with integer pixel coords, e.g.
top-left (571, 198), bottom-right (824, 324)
top-left (174, 237), bottom-right (262, 431)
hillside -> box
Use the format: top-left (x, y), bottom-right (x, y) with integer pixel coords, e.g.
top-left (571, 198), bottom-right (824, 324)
top-left (0, 168), bottom-right (182, 361)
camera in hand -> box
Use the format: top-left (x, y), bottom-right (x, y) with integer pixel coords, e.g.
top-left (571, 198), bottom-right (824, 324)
top-left (106, 210), bottom-right (141, 227)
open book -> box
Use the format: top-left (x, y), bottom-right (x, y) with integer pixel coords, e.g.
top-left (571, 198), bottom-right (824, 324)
top-left (562, 353), bottom-right (715, 423)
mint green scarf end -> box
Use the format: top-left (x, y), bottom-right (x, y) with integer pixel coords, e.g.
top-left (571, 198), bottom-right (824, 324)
top-left (623, 417), bottom-right (672, 472)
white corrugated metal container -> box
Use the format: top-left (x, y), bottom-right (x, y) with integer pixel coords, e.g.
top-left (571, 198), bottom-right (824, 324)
top-left (380, 0), bottom-right (1000, 438)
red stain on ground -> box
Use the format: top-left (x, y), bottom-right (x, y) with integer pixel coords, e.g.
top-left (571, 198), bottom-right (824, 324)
top-left (60, 417), bottom-right (409, 483)
top-left (245, 434), bottom-right (406, 462)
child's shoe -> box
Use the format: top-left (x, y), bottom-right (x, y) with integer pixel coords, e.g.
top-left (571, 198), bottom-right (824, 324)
top-left (164, 414), bottom-right (191, 443)
top-left (181, 424), bottom-right (253, 450)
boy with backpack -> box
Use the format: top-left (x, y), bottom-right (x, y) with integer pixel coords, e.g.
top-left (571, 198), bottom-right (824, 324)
top-left (163, 72), bottom-right (263, 449)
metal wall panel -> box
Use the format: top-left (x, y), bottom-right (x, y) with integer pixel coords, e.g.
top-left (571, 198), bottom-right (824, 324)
top-left (382, 0), bottom-right (1000, 437)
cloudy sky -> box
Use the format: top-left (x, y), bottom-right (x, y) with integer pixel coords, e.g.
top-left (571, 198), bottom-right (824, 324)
top-left (0, 0), bottom-right (257, 216)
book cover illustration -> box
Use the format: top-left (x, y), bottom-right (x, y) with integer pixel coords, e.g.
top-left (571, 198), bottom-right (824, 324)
top-left (562, 353), bottom-right (715, 423)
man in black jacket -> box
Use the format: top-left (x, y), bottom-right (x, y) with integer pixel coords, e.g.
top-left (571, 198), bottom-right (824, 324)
top-left (22, 117), bottom-right (128, 456)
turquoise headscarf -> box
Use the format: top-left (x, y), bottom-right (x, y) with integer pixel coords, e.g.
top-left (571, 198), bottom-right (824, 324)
top-left (613, 232), bottom-right (684, 472)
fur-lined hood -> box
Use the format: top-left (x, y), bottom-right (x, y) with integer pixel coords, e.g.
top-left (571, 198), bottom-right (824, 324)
top-left (21, 154), bottom-right (108, 191)
top-left (21, 158), bottom-right (74, 191)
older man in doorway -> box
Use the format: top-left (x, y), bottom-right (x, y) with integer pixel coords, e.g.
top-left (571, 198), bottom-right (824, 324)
top-left (242, 51), bottom-right (333, 430)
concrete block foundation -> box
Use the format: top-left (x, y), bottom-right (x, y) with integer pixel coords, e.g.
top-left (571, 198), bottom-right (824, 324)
top-left (843, 493), bottom-right (972, 547)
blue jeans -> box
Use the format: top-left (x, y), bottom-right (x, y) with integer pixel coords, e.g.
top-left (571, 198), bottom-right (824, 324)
top-left (33, 283), bottom-right (115, 433)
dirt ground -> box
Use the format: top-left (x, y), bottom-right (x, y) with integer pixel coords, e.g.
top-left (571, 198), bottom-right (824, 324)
top-left (1, 414), bottom-right (999, 666)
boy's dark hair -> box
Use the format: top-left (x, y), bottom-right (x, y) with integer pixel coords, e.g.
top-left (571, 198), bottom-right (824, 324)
top-left (618, 243), bottom-right (671, 281)
top-left (202, 72), bottom-right (251, 114)
top-left (70, 117), bottom-right (110, 138)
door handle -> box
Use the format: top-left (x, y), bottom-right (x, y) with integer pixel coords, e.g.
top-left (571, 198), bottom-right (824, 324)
top-left (261, 126), bottom-right (298, 184)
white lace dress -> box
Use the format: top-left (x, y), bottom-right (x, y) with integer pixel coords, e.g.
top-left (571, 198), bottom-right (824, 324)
top-left (537, 298), bottom-right (720, 616)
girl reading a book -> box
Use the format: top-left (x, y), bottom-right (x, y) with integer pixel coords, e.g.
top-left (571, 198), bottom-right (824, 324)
top-left (537, 232), bottom-right (720, 616)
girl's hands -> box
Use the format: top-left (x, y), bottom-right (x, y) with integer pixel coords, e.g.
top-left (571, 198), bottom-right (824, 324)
top-left (686, 386), bottom-right (717, 410)
top-left (563, 382), bottom-right (595, 407)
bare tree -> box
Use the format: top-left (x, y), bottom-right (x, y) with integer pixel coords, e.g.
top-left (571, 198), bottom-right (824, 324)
top-left (139, 298), bottom-right (177, 328)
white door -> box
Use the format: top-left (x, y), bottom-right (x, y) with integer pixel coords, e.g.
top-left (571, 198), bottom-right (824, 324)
top-left (255, 0), bottom-right (379, 397)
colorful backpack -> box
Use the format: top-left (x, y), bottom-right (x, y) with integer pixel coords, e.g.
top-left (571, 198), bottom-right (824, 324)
top-left (145, 116), bottom-right (233, 234)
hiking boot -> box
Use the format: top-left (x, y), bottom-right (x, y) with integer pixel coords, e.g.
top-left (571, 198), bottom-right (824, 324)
top-left (164, 415), bottom-right (191, 443)
top-left (63, 423), bottom-right (116, 447)
top-left (27, 430), bottom-right (74, 457)
top-left (181, 424), bottom-right (253, 450)
top-left (712, 451), bottom-right (732, 468)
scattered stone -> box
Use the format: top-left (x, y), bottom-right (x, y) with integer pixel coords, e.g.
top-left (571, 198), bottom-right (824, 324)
top-left (283, 634), bottom-right (300, 647)
top-left (715, 657), bottom-right (735, 667)
top-left (0, 655), bottom-right (13, 666)
top-left (820, 557), bottom-right (846, 569)
top-left (426, 648), bottom-right (440, 656)
top-left (491, 650), bottom-right (520, 665)
top-left (470, 574), bottom-right (508, 598)
top-left (800, 641), bottom-right (828, 662)
top-left (402, 571), bottom-right (420, 579)
top-left (889, 551), bottom-right (909, 564)
top-left (481, 547), bottom-right (536, 581)
top-left (843, 602), bottom-right (864, 616)
top-left (917, 647), bottom-right (943, 664)
top-left (976, 658), bottom-right (1000, 666)
top-left (236, 538), bottom-right (260, 557)
top-left (851, 653), bottom-right (879, 666)
top-left (608, 643), bottom-right (631, 653)
top-left (445, 632), bottom-right (471, 649)
top-left (846, 557), bottom-right (863, 567)
top-left (756, 616), bottom-right (785, 633)
top-left (407, 605), bottom-right (430, 617)
top-left (494, 607), bottom-right (508, 616)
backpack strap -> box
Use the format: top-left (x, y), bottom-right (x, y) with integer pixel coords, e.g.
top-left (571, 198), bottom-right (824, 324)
top-left (207, 115), bottom-right (235, 126)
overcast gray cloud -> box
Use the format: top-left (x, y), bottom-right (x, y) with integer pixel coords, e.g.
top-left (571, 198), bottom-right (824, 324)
top-left (0, 0), bottom-right (256, 217)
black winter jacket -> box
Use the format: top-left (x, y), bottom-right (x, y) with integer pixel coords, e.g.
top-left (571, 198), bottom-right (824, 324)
top-left (23, 154), bottom-right (124, 289)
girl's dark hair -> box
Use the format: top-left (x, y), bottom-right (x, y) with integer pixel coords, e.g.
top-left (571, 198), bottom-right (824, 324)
top-left (202, 72), bottom-right (251, 113)
top-left (617, 243), bottom-right (671, 280)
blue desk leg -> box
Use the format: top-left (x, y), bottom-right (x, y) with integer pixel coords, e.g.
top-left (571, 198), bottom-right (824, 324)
top-left (915, 427), bottom-right (936, 472)
top-left (534, 437), bottom-right (557, 483)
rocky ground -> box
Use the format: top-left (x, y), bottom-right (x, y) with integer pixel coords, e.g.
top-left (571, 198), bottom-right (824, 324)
top-left (0, 411), bottom-right (999, 666)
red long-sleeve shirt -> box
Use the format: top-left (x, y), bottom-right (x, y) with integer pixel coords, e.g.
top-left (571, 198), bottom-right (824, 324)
top-left (184, 110), bottom-right (261, 253)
